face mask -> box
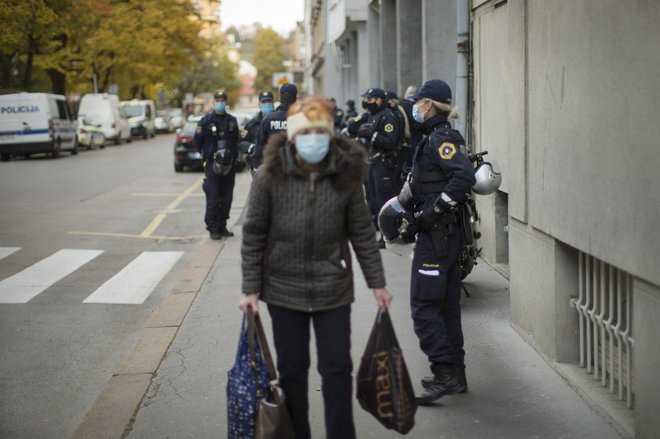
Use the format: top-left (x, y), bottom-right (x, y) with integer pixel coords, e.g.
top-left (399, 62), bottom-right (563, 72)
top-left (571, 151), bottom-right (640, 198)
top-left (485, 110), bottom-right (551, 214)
top-left (215, 102), bottom-right (226, 113)
top-left (294, 133), bottom-right (330, 164)
top-left (364, 102), bottom-right (378, 113)
top-left (412, 103), bottom-right (426, 123)
top-left (260, 103), bottom-right (274, 115)
top-left (361, 100), bottom-right (369, 110)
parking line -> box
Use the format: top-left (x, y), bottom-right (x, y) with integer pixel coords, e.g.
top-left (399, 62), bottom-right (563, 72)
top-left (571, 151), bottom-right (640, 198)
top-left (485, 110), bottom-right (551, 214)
top-left (0, 247), bottom-right (20, 261)
top-left (0, 249), bottom-right (103, 303)
top-left (139, 176), bottom-right (203, 237)
top-left (83, 251), bottom-right (184, 304)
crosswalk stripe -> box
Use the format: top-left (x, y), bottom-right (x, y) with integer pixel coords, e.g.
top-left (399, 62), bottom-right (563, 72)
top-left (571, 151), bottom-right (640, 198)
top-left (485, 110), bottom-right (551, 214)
top-left (0, 249), bottom-right (104, 303)
top-left (0, 247), bottom-right (20, 261)
top-left (83, 251), bottom-right (184, 304)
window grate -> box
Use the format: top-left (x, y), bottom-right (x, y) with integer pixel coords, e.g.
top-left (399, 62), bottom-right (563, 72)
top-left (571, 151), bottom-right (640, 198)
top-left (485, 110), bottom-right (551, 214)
top-left (572, 253), bottom-right (634, 408)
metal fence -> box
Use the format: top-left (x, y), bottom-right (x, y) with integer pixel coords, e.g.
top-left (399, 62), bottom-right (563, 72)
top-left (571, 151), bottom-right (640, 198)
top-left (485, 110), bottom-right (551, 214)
top-left (572, 253), bottom-right (635, 409)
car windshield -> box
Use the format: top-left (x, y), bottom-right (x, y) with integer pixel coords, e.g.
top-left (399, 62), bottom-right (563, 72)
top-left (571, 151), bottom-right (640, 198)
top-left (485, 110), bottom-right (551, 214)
top-left (122, 104), bottom-right (143, 117)
top-left (181, 122), bottom-right (197, 137)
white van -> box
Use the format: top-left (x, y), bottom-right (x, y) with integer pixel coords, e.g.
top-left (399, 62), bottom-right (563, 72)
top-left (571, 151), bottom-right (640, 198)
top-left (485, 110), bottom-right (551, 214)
top-left (120, 99), bottom-right (156, 139)
top-left (0, 92), bottom-right (77, 160)
top-left (77, 93), bottom-right (131, 144)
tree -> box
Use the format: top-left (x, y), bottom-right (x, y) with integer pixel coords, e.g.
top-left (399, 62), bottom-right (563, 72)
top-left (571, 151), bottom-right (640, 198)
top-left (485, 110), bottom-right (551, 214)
top-left (253, 27), bottom-right (284, 96)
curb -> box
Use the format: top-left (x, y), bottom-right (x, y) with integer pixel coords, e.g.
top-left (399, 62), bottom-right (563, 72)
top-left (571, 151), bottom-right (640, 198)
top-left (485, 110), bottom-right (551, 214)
top-left (71, 237), bottom-right (226, 439)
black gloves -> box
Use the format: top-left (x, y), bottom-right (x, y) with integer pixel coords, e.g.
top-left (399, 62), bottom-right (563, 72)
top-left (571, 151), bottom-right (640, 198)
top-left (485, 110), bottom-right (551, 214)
top-left (356, 123), bottom-right (376, 140)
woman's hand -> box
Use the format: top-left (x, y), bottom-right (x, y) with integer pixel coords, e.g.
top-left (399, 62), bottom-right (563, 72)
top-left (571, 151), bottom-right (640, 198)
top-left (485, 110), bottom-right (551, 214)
top-left (372, 288), bottom-right (392, 310)
top-left (239, 294), bottom-right (259, 314)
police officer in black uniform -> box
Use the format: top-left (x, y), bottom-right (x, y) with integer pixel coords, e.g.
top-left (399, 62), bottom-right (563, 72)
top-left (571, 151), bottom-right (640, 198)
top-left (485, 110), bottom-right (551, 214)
top-left (353, 87), bottom-right (403, 247)
top-left (329, 97), bottom-right (345, 131)
top-left (345, 99), bottom-right (358, 120)
top-left (406, 80), bottom-right (476, 404)
top-left (194, 89), bottom-right (239, 239)
top-left (239, 91), bottom-right (274, 172)
top-left (253, 83), bottom-right (297, 168)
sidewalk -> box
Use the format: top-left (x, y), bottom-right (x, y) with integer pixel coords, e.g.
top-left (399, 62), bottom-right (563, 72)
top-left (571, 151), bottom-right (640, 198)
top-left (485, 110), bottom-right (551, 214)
top-left (125, 185), bottom-right (621, 439)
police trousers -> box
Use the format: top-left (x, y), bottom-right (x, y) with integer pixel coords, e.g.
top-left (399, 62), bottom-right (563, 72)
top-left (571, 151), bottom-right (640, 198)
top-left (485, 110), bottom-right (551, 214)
top-left (268, 304), bottom-right (355, 439)
top-left (202, 164), bottom-right (235, 233)
top-left (367, 160), bottom-right (398, 228)
top-left (410, 230), bottom-right (465, 366)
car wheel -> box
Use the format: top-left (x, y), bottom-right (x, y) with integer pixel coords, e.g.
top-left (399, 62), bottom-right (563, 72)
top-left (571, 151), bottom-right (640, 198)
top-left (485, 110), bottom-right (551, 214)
top-left (51, 139), bottom-right (61, 158)
top-left (142, 127), bottom-right (148, 140)
top-left (174, 163), bottom-right (183, 172)
top-left (0, 153), bottom-right (9, 162)
top-left (71, 143), bottom-right (78, 155)
top-left (114, 136), bottom-right (122, 145)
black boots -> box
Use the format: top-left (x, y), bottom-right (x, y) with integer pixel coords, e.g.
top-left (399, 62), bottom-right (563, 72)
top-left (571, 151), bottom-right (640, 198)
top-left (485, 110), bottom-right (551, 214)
top-left (210, 227), bottom-right (234, 240)
top-left (421, 364), bottom-right (467, 393)
top-left (416, 364), bottom-right (467, 405)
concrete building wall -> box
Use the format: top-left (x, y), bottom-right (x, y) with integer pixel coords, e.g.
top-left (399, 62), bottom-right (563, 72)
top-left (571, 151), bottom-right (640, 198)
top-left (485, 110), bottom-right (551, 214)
top-left (473, 0), bottom-right (660, 434)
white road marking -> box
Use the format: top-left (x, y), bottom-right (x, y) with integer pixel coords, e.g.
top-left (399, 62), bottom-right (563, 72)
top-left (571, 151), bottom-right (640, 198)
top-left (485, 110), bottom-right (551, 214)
top-left (0, 247), bottom-right (20, 261)
top-left (83, 251), bottom-right (184, 304)
top-left (0, 249), bottom-right (103, 303)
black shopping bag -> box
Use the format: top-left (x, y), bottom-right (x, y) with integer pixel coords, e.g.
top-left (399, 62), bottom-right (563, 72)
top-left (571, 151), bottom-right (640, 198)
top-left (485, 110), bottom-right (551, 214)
top-left (356, 309), bottom-right (416, 434)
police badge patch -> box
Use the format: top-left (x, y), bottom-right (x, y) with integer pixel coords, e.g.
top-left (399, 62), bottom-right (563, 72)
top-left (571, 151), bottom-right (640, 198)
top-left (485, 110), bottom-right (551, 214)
top-left (384, 123), bottom-right (394, 133)
top-left (439, 142), bottom-right (457, 160)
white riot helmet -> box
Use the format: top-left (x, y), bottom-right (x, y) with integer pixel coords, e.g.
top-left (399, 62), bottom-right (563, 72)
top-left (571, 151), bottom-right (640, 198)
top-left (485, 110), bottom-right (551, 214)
top-left (377, 197), bottom-right (414, 256)
top-left (472, 161), bottom-right (502, 195)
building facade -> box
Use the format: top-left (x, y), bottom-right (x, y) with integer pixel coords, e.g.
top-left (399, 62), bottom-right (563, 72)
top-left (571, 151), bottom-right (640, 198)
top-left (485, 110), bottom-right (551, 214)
top-left (304, 0), bottom-right (660, 436)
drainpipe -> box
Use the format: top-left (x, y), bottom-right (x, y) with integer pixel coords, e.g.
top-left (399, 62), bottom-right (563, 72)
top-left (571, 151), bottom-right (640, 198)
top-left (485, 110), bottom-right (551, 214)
top-left (456, 0), bottom-right (470, 144)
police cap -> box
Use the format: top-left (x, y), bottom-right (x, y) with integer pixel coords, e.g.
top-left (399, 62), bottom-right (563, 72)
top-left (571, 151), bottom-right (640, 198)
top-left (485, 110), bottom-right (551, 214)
top-left (346, 99), bottom-right (355, 106)
top-left (386, 91), bottom-right (399, 101)
top-left (410, 79), bottom-right (452, 104)
top-left (258, 91), bottom-right (274, 102)
top-left (213, 88), bottom-right (227, 99)
top-left (361, 88), bottom-right (386, 100)
top-left (279, 83), bottom-right (298, 96)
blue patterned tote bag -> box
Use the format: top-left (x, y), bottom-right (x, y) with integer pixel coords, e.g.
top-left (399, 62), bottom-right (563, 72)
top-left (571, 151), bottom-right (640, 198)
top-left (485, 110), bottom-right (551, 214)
top-left (227, 309), bottom-right (269, 439)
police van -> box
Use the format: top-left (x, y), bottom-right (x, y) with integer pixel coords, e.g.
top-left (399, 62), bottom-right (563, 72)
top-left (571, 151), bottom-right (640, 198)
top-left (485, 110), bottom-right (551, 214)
top-left (0, 92), bottom-right (77, 161)
top-left (120, 99), bottom-right (156, 139)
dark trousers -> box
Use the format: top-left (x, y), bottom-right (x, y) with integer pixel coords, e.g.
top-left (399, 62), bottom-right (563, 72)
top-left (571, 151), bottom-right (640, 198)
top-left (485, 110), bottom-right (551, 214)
top-left (268, 304), bottom-right (356, 439)
top-left (202, 164), bottom-right (235, 233)
top-left (367, 161), bottom-right (398, 228)
top-left (410, 231), bottom-right (465, 366)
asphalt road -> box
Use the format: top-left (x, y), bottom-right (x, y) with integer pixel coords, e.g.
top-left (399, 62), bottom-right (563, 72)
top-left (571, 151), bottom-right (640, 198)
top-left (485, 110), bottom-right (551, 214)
top-left (0, 133), bottom-right (238, 439)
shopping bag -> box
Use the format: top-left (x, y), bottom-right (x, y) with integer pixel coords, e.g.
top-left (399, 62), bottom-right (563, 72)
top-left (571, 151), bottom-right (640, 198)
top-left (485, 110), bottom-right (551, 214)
top-left (254, 310), bottom-right (295, 439)
top-left (227, 309), bottom-right (269, 439)
top-left (357, 309), bottom-right (416, 434)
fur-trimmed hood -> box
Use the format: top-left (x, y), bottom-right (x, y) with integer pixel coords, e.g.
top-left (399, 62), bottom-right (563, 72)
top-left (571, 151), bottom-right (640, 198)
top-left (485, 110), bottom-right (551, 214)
top-left (260, 131), bottom-right (366, 192)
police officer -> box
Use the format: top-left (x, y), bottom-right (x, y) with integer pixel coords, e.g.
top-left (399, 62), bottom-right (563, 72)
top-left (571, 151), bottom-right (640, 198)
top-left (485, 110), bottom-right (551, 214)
top-left (330, 97), bottom-right (345, 131)
top-left (406, 80), bottom-right (476, 404)
top-left (354, 87), bottom-right (403, 247)
top-left (194, 89), bottom-right (239, 239)
top-left (345, 99), bottom-right (358, 120)
top-left (239, 91), bottom-right (274, 172)
top-left (253, 83), bottom-right (297, 168)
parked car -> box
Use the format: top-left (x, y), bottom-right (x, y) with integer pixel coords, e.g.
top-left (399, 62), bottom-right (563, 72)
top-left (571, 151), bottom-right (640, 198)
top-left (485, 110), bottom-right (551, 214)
top-left (154, 111), bottom-right (173, 133)
top-left (173, 118), bottom-right (202, 172)
top-left (77, 93), bottom-right (131, 145)
top-left (0, 92), bottom-right (77, 160)
top-left (120, 99), bottom-right (156, 139)
top-left (166, 108), bottom-right (184, 130)
top-left (76, 117), bottom-right (105, 149)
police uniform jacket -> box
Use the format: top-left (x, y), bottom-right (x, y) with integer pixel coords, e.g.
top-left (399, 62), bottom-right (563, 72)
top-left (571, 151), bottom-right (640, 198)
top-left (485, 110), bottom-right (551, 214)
top-left (193, 110), bottom-right (239, 160)
top-left (410, 114), bottom-right (476, 213)
top-left (241, 112), bottom-right (263, 143)
top-left (365, 106), bottom-right (402, 155)
top-left (241, 132), bottom-right (386, 312)
top-left (253, 103), bottom-right (291, 167)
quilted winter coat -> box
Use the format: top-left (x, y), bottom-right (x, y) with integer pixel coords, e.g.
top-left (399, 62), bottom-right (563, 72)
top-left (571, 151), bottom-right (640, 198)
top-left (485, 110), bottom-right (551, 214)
top-left (241, 132), bottom-right (386, 312)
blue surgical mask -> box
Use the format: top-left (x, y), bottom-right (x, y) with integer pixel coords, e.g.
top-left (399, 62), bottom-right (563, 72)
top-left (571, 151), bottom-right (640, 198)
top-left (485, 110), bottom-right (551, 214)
top-left (412, 103), bottom-right (426, 123)
top-left (294, 133), bottom-right (330, 164)
top-left (260, 103), bottom-right (274, 115)
top-left (215, 102), bottom-right (226, 113)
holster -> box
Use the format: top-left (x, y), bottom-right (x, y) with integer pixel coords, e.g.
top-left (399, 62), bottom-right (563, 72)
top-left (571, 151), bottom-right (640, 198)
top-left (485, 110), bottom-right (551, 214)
top-left (428, 214), bottom-right (455, 258)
